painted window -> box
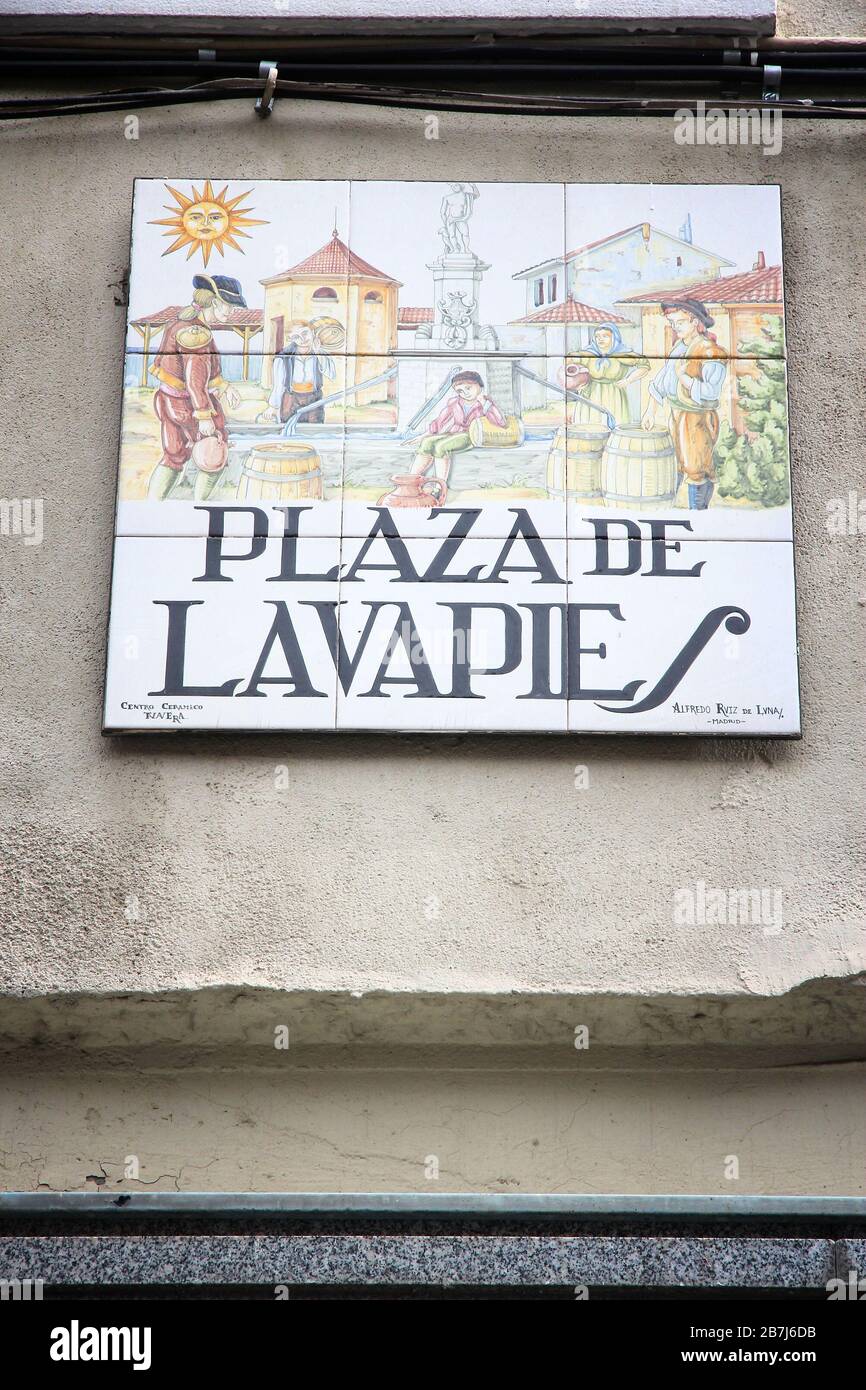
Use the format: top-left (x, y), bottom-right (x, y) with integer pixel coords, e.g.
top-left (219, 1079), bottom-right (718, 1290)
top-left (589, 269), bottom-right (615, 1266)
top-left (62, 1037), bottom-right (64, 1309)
top-left (312, 286), bottom-right (339, 300)
top-left (533, 278), bottom-right (544, 307)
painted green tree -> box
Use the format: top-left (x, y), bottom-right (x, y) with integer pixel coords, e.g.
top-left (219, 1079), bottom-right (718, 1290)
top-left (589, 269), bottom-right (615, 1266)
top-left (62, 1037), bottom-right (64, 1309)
top-left (714, 317), bottom-right (789, 507)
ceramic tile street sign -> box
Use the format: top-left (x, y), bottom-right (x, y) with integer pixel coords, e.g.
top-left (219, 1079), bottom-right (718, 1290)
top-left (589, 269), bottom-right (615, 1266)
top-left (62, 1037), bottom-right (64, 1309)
top-left (105, 179), bottom-right (799, 735)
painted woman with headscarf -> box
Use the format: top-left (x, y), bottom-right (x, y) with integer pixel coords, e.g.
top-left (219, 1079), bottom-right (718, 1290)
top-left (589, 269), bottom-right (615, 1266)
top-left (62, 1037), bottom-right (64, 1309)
top-left (561, 323), bottom-right (650, 428)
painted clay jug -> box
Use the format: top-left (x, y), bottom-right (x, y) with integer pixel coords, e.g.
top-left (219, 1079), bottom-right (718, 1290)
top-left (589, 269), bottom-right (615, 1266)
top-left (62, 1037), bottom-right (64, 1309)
top-left (191, 434), bottom-right (228, 474)
top-left (377, 473), bottom-right (446, 508)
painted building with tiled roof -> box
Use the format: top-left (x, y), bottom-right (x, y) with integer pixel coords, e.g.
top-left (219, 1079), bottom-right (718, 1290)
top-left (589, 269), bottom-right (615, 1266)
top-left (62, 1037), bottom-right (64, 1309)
top-left (259, 230), bottom-right (401, 406)
top-left (512, 221), bottom-right (733, 322)
top-left (260, 229), bottom-right (401, 360)
top-left (618, 253), bottom-right (784, 360)
top-left (508, 294), bottom-right (632, 355)
top-left (261, 231), bottom-right (401, 286)
top-left (397, 306), bottom-right (434, 330)
top-left (510, 296), bottom-right (629, 326)
top-left (621, 258), bottom-right (783, 309)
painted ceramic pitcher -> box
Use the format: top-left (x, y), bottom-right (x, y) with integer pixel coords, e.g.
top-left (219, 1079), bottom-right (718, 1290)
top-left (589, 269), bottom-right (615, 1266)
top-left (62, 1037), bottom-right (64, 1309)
top-left (377, 474), bottom-right (446, 508)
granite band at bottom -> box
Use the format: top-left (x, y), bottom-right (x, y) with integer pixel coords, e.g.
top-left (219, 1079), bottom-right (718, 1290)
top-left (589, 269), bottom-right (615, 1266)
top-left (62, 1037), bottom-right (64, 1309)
top-left (0, 1235), bottom-right (837, 1288)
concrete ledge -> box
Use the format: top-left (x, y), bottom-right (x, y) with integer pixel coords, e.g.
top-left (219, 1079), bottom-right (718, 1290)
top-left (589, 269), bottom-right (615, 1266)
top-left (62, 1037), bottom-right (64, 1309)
top-left (2, 979), bottom-right (865, 1060)
top-left (0, 1234), bottom-right (835, 1287)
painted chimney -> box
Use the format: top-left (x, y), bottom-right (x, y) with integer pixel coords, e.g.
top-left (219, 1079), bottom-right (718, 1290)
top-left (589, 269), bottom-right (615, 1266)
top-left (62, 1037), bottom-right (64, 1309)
top-left (753, 250), bottom-right (766, 270)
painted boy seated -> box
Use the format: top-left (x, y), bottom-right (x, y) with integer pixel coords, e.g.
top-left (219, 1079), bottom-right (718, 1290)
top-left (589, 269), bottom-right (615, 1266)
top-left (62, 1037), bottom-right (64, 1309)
top-left (406, 370), bottom-right (506, 504)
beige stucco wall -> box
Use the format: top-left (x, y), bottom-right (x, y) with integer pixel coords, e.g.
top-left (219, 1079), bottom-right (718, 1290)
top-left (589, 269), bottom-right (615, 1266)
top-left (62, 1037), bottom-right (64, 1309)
top-left (779, 0), bottom-right (866, 35)
top-left (5, 1051), bottom-right (865, 1195)
top-left (1, 102), bottom-right (863, 1004)
top-left (0, 17), bottom-right (864, 1192)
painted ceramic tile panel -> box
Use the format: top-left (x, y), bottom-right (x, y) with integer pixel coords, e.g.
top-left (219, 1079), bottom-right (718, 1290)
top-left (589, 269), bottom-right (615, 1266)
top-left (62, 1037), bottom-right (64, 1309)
top-left (564, 537), bottom-right (799, 736)
top-left (106, 179), bottom-right (798, 735)
top-left (563, 183), bottom-right (785, 359)
top-left (563, 355), bottom-right (792, 542)
top-left (103, 537), bottom-right (341, 731)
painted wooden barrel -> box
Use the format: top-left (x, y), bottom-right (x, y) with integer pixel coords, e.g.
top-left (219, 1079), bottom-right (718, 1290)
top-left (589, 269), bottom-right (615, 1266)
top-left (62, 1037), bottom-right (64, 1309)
top-left (545, 426), bottom-right (609, 501)
top-left (239, 441), bottom-right (323, 502)
top-left (602, 427), bottom-right (677, 508)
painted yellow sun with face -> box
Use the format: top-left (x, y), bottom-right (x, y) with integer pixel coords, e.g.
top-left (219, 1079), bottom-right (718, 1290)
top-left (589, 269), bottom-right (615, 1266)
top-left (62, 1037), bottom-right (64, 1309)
top-left (149, 180), bottom-right (268, 265)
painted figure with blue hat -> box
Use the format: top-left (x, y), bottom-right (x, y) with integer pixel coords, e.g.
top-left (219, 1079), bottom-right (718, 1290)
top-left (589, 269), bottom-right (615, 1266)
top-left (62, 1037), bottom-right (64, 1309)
top-left (192, 273), bottom-right (248, 314)
top-left (146, 276), bottom-right (247, 503)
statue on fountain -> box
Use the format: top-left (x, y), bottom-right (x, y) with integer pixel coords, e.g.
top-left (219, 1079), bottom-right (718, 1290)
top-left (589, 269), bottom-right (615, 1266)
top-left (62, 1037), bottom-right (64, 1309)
top-left (438, 182), bottom-right (480, 255)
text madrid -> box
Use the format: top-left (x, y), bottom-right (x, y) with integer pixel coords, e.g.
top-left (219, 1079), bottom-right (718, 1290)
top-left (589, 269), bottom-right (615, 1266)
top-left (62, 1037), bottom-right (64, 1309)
top-left (143, 506), bottom-right (752, 714)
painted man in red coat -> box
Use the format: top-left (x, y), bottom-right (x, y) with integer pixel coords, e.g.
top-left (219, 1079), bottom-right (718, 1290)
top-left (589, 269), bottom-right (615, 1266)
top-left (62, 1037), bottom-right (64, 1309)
top-left (147, 274), bottom-right (244, 501)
